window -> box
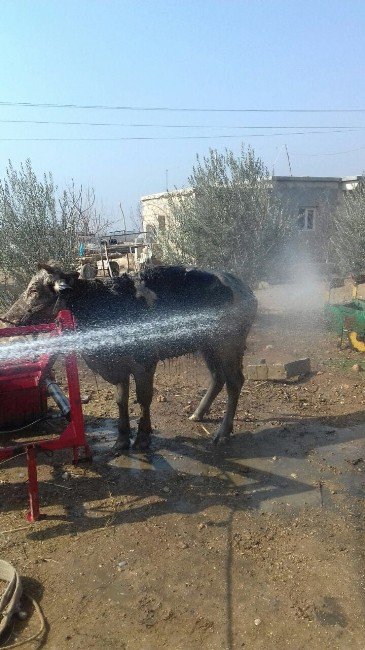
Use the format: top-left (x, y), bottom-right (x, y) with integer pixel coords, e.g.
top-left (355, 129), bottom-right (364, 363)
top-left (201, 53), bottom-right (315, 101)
top-left (297, 207), bottom-right (315, 231)
top-left (157, 214), bottom-right (166, 231)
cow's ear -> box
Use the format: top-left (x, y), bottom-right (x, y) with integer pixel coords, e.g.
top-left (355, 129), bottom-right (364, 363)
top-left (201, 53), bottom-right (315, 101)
top-left (38, 262), bottom-right (57, 274)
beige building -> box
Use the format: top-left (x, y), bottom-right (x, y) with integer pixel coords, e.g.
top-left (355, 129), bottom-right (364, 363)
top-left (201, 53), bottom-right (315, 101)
top-left (141, 188), bottom-right (193, 237)
top-left (140, 176), bottom-right (363, 264)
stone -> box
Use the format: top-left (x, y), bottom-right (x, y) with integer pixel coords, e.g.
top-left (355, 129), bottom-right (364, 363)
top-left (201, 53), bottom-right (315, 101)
top-left (351, 363), bottom-right (363, 372)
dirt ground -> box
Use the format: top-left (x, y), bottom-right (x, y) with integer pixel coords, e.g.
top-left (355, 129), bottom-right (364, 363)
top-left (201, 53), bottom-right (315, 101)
top-left (1, 281), bottom-right (365, 649)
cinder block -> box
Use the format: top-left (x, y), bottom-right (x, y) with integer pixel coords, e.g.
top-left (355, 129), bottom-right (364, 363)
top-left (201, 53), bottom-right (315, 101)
top-left (267, 364), bottom-right (287, 380)
top-left (256, 364), bottom-right (269, 380)
top-left (284, 358), bottom-right (311, 378)
top-left (246, 365), bottom-right (257, 380)
top-left (247, 358), bottom-right (311, 381)
top-left (247, 363), bottom-right (268, 380)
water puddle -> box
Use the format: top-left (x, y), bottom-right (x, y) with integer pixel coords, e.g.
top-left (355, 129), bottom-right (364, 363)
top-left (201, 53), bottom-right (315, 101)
top-left (85, 417), bottom-right (365, 514)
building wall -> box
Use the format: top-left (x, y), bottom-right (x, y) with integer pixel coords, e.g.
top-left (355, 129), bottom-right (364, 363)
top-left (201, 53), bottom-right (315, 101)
top-left (140, 176), bottom-right (362, 268)
top-left (272, 177), bottom-right (342, 265)
top-left (141, 188), bottom-right (193, 236)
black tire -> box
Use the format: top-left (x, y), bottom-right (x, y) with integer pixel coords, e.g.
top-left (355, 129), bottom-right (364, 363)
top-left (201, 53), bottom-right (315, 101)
top-left (109, 261), bottom-right (120, 277)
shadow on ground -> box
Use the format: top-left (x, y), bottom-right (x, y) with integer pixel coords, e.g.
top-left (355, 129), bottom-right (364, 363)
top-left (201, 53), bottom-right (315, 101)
top-left (1, 409), bottom-right (364, 542)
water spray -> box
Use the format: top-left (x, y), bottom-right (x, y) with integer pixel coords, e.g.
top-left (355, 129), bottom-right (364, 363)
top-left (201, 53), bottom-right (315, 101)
top-left (0, 307), bottom-right (227, 365)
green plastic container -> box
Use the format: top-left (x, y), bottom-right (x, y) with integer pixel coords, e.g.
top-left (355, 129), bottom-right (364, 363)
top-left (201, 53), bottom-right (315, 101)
top-left (324, 299), bottom-right (365, 336)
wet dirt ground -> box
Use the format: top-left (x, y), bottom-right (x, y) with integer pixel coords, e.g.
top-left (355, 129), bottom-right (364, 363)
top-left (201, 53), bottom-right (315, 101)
top-left (1, 282), bottom-right (365, 649)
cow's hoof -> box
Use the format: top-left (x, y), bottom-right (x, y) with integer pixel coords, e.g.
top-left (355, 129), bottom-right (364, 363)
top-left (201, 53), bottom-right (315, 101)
top-left (189, 412), bottom-right (203, 422)
top-left (133, 436), bottom-right (151, 451)
top-left (113, 438), bottom-right (130, 453)
top-left (212, 432), bottom-right (230, 446)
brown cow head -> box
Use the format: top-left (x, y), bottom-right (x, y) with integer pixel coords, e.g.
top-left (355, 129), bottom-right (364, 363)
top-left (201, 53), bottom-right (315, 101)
top-left (2, 262), bottom-right (79, 326)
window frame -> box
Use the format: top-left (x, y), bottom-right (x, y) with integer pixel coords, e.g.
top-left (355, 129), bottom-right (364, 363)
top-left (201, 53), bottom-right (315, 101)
top-left (297, 207), bottom-right (316, 231)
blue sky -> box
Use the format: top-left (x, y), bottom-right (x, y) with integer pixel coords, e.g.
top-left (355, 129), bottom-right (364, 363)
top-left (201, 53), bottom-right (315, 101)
top-left (1, 0), bottom-right (365, 227)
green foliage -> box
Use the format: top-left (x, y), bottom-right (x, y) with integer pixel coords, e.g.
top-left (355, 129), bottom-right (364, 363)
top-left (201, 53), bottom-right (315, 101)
top-left (0, 159), bottom-right (91, 308)
top-left (332, 177), bottom-right (365, 276)
top-left (157, 146), bottom-right (293, 285)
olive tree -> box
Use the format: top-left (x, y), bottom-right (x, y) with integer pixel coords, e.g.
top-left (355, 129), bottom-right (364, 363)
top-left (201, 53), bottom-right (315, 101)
top-left (157, 146), bottom-right (293, 285)
top-left (0, 159), bottom-right (104, 309)
top-left (331, 176), bottom-right (365, 277)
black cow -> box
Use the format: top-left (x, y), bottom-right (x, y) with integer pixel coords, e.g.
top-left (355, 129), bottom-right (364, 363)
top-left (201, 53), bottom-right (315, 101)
top-left (3, 263), bottom-right (257, 449)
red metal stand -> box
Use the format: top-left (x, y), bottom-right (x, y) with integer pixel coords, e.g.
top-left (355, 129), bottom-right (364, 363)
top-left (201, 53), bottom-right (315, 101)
top-left (0, 310), bottom-right (91, 520)
top-left (26, 446), bottom-right (39, 522)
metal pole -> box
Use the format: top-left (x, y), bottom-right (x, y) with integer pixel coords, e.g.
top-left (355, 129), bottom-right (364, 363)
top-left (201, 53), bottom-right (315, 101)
top-left (26, 446), bottom-right (40, 522)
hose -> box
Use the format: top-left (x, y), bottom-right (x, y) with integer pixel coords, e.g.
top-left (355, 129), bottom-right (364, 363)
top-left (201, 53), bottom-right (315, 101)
top-left (0, 561), bottom-right (45, 648)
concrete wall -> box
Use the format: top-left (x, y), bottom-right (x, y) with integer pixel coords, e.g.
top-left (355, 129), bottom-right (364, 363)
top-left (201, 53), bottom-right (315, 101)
top-left (141, 188), bottom-right (193, 235)
top-left (272, 176), bottom-right (342, 265)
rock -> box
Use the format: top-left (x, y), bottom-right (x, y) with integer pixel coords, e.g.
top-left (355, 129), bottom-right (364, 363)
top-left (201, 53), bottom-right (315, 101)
top-left (157, 395), bottom-right (167, 402)
top-left (162, 608), bottom-right (174, 621)
top-left (62, 472), bottom-right (70, 480)
top-left (254, 618), bottom-right (261, 626)
top-left (351, 364), bottom-right (363, 372)
top-left (17, 611), bottom-right (27, 621)
top-left (81, 394), bottom-right (91, 404)
top-left (177, 541), bottom-right (189, 549)
top-left (118, 560), bottom-right (128, 568)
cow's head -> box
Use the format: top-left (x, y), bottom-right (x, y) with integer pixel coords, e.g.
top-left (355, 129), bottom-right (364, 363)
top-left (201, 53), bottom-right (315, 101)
top-left (2, 262), bottom-right (79, 326)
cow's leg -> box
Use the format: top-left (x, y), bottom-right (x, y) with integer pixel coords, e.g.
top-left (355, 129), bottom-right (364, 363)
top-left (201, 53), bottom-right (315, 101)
top-left (114, 377), bottom-right (131, 451)
top-left (189, 351), bottom-right (225, 422)
top-left (134, 364), bottom-right (156, 451)
top-left (212, 351), bottom-right (244, 445)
